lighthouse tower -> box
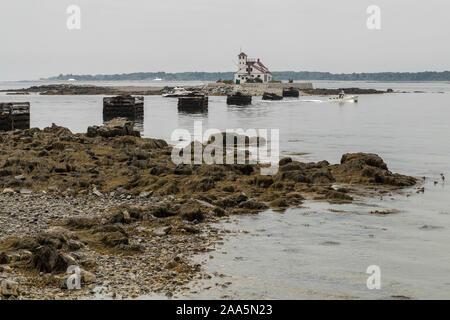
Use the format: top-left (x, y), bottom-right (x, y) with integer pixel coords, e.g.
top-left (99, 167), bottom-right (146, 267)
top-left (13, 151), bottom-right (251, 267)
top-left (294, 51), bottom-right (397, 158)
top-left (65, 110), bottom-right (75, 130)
top-left (238, 52), bottom-right (247, 67)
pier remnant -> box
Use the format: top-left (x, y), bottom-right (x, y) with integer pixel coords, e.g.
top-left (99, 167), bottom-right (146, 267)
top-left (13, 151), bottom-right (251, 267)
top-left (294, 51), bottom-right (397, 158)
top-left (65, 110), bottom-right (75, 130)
top-left (0, 102), bottom-right (30, 131)
top-left (178, 94), bottom-right (208, 113)
top-left (282, 87), bottom-right (300, 98)
top-left (226, 92), bottom-right (252, 106)
top-left (262, 92), bottom-right (283, 101)
top-left (103, 95), bottom-right (144, 119)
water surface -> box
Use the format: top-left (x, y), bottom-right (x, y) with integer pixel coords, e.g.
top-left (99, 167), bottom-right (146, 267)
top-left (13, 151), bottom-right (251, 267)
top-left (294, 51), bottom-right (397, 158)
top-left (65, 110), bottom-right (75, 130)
top-left (1, 80), bottom-right (449, 299)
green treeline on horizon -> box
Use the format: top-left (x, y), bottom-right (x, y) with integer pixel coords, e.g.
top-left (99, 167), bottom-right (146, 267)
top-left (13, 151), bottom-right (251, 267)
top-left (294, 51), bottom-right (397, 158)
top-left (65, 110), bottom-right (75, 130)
top-left (46, 71), bottom-right (450, 82)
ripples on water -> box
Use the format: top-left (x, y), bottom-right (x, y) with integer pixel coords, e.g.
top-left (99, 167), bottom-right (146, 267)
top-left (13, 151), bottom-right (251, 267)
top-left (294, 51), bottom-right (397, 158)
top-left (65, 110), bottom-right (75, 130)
top-left (1, 81), bottom-right (449, 299)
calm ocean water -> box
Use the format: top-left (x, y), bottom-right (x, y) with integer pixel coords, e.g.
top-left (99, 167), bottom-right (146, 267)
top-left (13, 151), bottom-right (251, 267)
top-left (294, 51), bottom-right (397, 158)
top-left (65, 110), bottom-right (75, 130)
top-left (1, 80), bottom-right (449, 299)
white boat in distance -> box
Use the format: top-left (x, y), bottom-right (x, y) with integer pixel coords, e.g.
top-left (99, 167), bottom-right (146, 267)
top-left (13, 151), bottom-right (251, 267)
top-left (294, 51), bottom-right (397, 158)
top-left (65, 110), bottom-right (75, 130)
top-left (153, 78), bottom-right (163, 81)
top-left (162, 87), bottom-right (193, 98)
top-left (329, 90), bottom-right (358, 103)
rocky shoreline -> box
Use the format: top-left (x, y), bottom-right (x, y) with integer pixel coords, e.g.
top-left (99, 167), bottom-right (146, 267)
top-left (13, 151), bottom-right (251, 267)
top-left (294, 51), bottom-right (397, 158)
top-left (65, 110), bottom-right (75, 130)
top-left (0, 84), bottom-right (390, 97)
top-left (0, 121), bottom-right (418, 300)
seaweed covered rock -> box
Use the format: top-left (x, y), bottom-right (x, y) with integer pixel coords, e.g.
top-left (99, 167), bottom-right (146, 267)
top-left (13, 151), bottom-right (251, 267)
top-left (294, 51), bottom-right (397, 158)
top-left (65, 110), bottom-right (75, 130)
top-left (32, 246), bottom-right (74, 273)
top-left (331, 153), bottom-right (417, 186)
top-left (87, 118), bottom-right (140, 138)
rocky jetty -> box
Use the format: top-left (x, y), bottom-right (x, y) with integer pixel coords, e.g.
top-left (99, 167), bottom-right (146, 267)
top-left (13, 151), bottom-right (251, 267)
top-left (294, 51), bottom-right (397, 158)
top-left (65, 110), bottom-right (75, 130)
top-left (0, 84), bottom-right (162, 96)
top-left (2, 84), bottom-right (391, 98)
top-left (226, 92), bottom-right (252, 106)
top-left (0, 121), bottom-right (417, 299)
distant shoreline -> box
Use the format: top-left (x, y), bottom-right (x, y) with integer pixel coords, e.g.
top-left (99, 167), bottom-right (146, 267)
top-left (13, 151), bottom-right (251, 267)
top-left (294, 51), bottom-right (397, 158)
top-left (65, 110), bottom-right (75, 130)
top-left (0, 83), bottom-right (389, 97)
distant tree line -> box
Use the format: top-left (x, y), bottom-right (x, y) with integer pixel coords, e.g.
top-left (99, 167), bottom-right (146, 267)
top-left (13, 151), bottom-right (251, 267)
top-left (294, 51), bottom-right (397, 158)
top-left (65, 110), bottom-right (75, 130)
top-left (46, 71), bottom-right (450, 82)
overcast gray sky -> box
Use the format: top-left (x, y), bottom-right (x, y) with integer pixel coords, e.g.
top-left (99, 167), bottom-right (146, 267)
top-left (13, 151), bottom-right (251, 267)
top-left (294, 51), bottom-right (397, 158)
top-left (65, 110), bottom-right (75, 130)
top-left (0, 0), bottom-right (449, 80)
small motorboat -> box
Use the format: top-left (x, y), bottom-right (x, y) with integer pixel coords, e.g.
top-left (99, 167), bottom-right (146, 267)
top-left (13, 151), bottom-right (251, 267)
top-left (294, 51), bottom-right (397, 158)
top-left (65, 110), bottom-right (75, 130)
top-left (162, 87), bottom-right (193, 98)
top-left (329, 90), bottom-right (358, 103)
top-left (153, 78), bottom-right (163, 81)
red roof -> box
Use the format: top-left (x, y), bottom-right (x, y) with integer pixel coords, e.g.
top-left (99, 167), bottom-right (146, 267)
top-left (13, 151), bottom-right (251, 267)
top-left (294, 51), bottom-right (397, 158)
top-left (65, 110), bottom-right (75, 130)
top-left (246, 61), bottom-right (272, 75)
top-left (238, 52), bottom-right (247, 57)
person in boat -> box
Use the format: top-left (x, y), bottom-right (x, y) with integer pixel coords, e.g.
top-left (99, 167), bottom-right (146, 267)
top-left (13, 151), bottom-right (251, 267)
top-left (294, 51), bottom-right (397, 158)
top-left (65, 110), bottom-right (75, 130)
top-left (338, 90), bottom-right (345, 99)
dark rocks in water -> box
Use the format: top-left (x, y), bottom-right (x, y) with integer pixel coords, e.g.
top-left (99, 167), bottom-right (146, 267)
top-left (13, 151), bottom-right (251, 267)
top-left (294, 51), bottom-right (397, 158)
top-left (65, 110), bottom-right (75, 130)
top-left (226, 92), bottom-right (252, 106)
top-left (282, 87), bottom-right (300, 98)
top-left (178, 94), bottom-right (208, 113)
top-left (341, 153), bottom-right (388, 170)
top-left (325, 190), bottom-right (353, 202)
top-left (87, 118), bottom-right (140, 138)
top-left (332, 153), bottom-right (417, 186)
top-left (262, 92), bottom-right (283, 100)
top-left (0, 102), bottom-right (30, 131)
top-left (103, 95), bottom-right (144, 119)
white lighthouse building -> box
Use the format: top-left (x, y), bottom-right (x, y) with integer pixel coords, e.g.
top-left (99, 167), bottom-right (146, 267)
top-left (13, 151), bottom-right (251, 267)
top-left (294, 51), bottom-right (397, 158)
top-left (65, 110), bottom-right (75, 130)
top-left (234, 52), bottom-right (273, 84)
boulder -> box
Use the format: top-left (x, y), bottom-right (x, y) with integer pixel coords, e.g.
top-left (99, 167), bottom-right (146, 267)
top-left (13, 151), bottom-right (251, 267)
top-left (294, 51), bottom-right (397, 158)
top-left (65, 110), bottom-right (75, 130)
top-left (333, 153), bottom-right (417, 186)
top-left (87, 118), bottom-right (140, 138)
top-left (31, 246), bottom-right (73, 273)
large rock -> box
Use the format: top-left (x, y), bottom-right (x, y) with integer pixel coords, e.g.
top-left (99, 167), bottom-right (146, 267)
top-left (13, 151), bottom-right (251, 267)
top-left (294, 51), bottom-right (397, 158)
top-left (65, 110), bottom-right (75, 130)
top-left (31, 246), bottom-right (74, 273)
top-left (332, 153), bottom-right (417, 186)
top-left (87, 118), bottom-right (140, 138)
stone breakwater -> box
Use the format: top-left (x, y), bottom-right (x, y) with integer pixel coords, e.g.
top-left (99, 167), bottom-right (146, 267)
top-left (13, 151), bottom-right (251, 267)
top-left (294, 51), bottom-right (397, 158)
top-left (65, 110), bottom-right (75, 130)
top-left (0, 122), bottom-right (417, 299)
top-left (1, 84), bottom-right (389, 97)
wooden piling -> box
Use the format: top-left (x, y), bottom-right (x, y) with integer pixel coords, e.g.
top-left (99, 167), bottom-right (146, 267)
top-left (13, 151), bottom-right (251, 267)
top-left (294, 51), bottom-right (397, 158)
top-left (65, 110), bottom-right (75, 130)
top-left (282, 87), bottom-right (300, 98)
top-left (178, 94), bottom-right (208, 113)
top-left (0, 102), bottom-right (30, 131)
top-left (226, 92), bottom-right (252, 106)
top-left (103, 95), bottom-right (144, 119)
